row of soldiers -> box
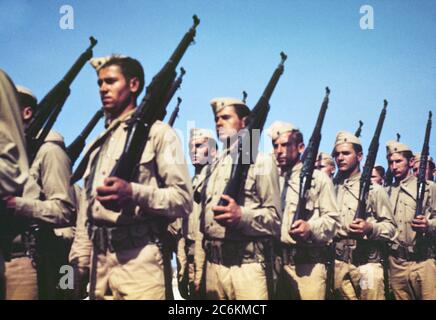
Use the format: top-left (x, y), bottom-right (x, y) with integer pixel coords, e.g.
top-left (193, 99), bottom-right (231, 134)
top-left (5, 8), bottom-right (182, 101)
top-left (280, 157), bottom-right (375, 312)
top-left (0, 52), bottom-right (434, 300)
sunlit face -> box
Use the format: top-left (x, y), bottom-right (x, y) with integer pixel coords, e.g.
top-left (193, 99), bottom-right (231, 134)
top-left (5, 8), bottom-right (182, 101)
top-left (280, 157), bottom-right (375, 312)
top-left (98, 65), bottom-right (138, 117)
top-left (189, 137), bottom-right (215, 166)
top-left (334, 143), bottom-right (362, 175)
top-left (272, 131), bottom-right (304, 170)
top-left (315, 159), bottom-right (335, 178)
top-left (371, 168), bottom-right (384, 185)
top-left (214, 106), bottom-right (245, 141)
top-left (388, 153), bottom-right (411, 181)
top-left (411, 159), bottom-right (432, 180)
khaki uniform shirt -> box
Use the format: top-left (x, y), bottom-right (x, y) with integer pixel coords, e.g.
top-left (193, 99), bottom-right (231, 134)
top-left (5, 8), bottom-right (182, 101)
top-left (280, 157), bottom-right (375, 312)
top-left (281, 163), bottom-right (340, 245)
top-left (14, 131), bottom-right (76, 226)
top-left (0, 69), bottom-right (28, 196)
top-left (388, 175), bottom-right (436, 247)
top-left (199, 149), bottom-right (281, 241)
top-left (72, 110), bottom-right (192, 266)
top-left (335, 172), bottom-right (396, 240)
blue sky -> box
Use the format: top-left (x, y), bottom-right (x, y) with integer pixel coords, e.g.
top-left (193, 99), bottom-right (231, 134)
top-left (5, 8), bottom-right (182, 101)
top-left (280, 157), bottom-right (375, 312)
top-left (1, 0), bottom-right (435, 173)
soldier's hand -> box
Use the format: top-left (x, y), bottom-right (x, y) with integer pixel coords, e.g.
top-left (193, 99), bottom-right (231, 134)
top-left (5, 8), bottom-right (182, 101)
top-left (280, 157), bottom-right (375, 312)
top-left (96, 177), bottom-right (133, 211)
top-left (212, 194), bottom-right (242, 227)
top-left (411, 215), bottom-right (429, 232)
top-left (349, 218), bottom-right (373, 237)
top-left (3, 196), bottom-right (16, 209)
top-left (289, 220), bottom-right (311, 241)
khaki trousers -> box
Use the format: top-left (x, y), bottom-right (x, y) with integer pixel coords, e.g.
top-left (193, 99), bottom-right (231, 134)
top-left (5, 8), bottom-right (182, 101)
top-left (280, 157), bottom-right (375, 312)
top-left (389, 256), bottom-right (436, 300)
top-left (4, 256), bottom-right (38, 300)
top-left (282, 263), bottom-right (326, 300)
top-left (205, 261), bottom-right (268, 300)
top-left (93, 244), bottom-right (166, 300)
top-left (334, 260), bottom-right (385, 300)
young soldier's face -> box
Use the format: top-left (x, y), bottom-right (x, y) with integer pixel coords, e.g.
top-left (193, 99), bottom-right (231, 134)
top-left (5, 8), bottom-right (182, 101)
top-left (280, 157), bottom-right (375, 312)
top-left (214, 106), bottom-right (245, 141)
top-left (316, 159), bottom-right (335, 178)
top-left (334, 143), bottom-right (362, 174)
top-left (371, 168), bottom-right (383, 185)
top-left (388, 153), bottom-right (411, 181)
top-left (190, 137), bottom-right (214, 166)
top-left (272, 131), bottom-right (303, 169)
top-left (98, 65), bottom-right (137, 116)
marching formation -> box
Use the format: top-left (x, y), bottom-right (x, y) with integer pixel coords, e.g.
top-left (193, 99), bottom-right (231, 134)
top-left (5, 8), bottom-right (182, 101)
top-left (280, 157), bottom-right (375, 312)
top-left (0, 16), bottom-right (434, 300)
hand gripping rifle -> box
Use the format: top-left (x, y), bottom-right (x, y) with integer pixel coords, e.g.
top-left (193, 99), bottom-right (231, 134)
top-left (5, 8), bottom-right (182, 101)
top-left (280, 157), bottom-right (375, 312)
top-left (25, 37), bottom-right (97, 164)
top-left (109, 16), bottom-right (199, 181)
top-left (66, 108), bottom-right (104, 166)
top-left (354, 100), bottom-right (387, 221)
top-left (291, 87), bottom-right (330, 224)
top-left (216, 52), bottom-right (287, 207)
top-left (168, 97), bottom-right (182, 127)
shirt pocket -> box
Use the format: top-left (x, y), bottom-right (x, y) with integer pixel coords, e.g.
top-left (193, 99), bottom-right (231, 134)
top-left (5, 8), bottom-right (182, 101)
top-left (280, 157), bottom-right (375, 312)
top-left (137, 145), bottom-right (156, 184)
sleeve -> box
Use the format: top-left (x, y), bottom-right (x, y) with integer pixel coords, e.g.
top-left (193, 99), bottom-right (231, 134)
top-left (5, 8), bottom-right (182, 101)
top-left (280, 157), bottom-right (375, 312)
top-left (426, 182), bottom-right (436, 234)
top-left (194, 227), bottom-right (205, 287)
top-left (0, 69), bottom-right (28, 196)
top-left (69, 185), bottom-right (92, 268)
top-left (235, 153), bottom-right (282, 238)
top-left (367, 185), bottom-right (397, 241)
top-left (14, 143), bottom-right (76, 225)
top-left (307, 172), bottom-right (341, 243)
top-left (130, 125), bottom-right (193, 220)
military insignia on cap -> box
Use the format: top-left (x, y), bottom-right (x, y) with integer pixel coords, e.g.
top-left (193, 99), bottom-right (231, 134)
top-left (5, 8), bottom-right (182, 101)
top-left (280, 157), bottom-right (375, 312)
top-left (90, 54), bottom-right (128, 71)
top-left (210, 97), bottom-right (247, 114)
top-left (266, 121), bottom-right (298, 140)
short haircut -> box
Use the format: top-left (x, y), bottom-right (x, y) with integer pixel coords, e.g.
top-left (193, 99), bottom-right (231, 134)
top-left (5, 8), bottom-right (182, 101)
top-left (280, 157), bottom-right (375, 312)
top-left (233, 105), bottom-right (251, 120)
top-left (100, 56), bottom-right (145, 97)
top-left (17, 92), bottom-right (37, 111)
top-left (351, 143), bottom-right (363, 154)
top-left (374, 165), bottom-right (385, 177)
top-left (399, 150), bottom-right (414, 162)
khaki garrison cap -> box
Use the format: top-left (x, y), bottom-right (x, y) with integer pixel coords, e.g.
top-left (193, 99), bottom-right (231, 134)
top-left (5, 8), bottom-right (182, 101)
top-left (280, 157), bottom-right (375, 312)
top-left (190, 128), bottom-right (215, 142)
top-left (90, 55), bottom-right (128, 71)
top-left (210, 97), bottom-right (247, 115)
top-left (386, 140), bottom-right (411, 156)
top-left (413, 152), bottom-right (434, 164)
top-left (317, 152), bottom-right (334, 165)
top-left (334, 131), bottom-right (362, 147)
top-left (15, 85), bottom-right (36, 100)
top-left (266, 121), bottom-right (298, 141)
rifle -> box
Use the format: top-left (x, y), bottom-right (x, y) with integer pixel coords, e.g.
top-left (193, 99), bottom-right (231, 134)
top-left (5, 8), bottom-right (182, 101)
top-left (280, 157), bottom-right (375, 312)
top-left (355, 120), bottom-right (363, 138)
top-left (354, 100), bottom-right (388, 220)
top-left (216, 52), bottom-right (287, 207)
top-left (168, 97), bottom-right (182, 127)
top-left (26, 37), bottom-right (97, 163)
top-left (109, 16), bottom-right (199, 181)
top-left (291, 87), bottom-right (330, 224)
top-left (164, 67), bottom-right (186, 119)
top-left (66, 108), bottom-right (104, 166)
top-left (415, 111), bottom-right (432, 219)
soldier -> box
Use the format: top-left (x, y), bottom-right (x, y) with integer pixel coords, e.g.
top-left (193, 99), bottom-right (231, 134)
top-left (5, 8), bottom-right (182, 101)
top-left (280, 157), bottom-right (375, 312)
top-left (176, 128), bottom-right (217, 299)
top-left (386, 141), bottom-right (436, 300)
top-left (195, 97), bottom-right (281, 300)
top-left (315, 152), bottom-right (336, 179)
top-left (267, 121), bottom-right (339, 300)
top-left (0, 69), bottom-right (29, 300)
top-left (332, 132), bottom-right (396, 300)
top-left (412, 153), bottom-right (435, 182)
top-left (3, 85), bottom-right (76, 300)
top-left (372, 165), bottom-right (385, 186)
top-left (71, 55), bottom-right (192, 299)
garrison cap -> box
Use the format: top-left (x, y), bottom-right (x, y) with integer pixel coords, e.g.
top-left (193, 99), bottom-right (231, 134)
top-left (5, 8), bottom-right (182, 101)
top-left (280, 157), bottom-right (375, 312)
top-left (334, 131), bottom-right (362, 147)
top-left (210, 97), bottom-right (248, 115)
top-left (317, 152), bottom-right (334, 165)
top-left (413, 152), bottom-right (434, 164)
top-left (266, 121), bottom-right (299, 141)
top-left (386, 140), bottom-right (411, 156)
top-left (90, 54), bottom-right (128, 71)
top-left (190, 128), bottom-right (216, 142)
top-left (15, 85), bottom-right (36, 100)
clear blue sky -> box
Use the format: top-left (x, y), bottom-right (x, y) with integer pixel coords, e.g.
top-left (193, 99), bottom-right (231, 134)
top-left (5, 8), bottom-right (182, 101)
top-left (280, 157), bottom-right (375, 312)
top-left (1, 0), bottom-right (435, 172)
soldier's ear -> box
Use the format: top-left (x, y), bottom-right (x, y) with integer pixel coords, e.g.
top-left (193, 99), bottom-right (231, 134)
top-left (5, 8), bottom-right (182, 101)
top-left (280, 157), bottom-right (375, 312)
top-left (21, 106), bottom-right (33, 122)
top-left (241, 116), bottom-right (248, 129)
top-left (298, 142), bottom-right (305, 154)
top-left (357, 152), bottom-right (363, 162)
top-left (129, 77), bottom-right (140, 95)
